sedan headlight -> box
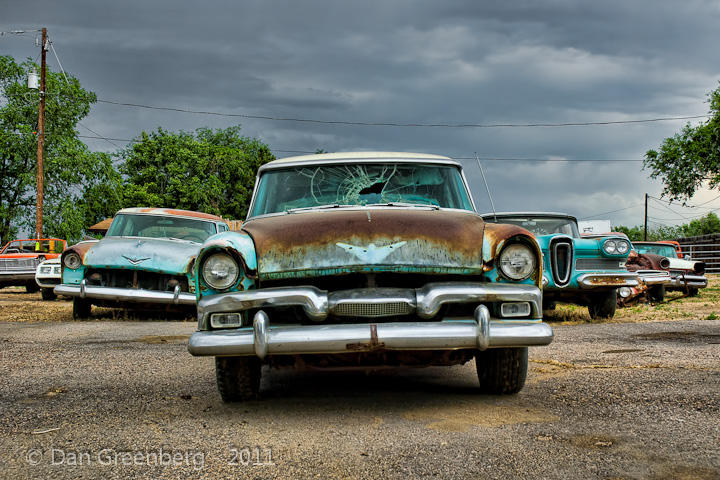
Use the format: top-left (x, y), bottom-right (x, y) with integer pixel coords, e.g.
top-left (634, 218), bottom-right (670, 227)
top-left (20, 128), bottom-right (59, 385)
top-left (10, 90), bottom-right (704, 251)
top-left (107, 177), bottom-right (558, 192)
top-left (603, 239), bottom-right (629, 255)
top-left (63, 252), bottom-right (82, 269)
top-left (202, 253), bottom-right (240, 290)
top-left (498, 243), bottom-right (536, 281)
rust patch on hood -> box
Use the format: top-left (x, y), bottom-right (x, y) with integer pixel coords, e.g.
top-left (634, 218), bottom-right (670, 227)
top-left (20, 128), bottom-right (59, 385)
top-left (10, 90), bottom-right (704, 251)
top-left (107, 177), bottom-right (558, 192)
top-left (482, 223), bottom-right (536, 260)
top-left (242, 208), bottom-right (486, 278)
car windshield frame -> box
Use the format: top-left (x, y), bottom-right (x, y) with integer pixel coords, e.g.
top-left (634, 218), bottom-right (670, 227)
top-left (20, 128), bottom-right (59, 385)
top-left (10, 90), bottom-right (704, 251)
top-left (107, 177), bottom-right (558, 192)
top-left (486, 216), bottom-right (581, 238)
top-left (248, 162), bottom-right (476, 218)
top-left (105, 213), bottom-right (219, 243)
top-left (633, 243), bottom-right (678, 258)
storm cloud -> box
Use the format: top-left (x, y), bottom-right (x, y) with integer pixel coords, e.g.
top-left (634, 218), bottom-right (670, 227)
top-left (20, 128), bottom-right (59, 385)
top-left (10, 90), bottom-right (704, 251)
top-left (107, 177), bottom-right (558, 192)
top-left (2, 0), bottom-right (720, 226)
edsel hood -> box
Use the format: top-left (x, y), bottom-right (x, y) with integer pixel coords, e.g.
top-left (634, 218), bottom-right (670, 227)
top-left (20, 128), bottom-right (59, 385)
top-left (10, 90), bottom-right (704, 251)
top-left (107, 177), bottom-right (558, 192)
top-left (81, 237), bottom-right (201, 274)
top-left (241, 208), bottom-right (486, 279)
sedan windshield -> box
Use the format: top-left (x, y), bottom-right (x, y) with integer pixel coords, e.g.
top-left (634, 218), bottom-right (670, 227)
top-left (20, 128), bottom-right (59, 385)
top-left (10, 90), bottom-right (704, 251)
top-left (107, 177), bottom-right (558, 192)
top-left (106, 214), bottom-right (217, 243)
top-left (634, 244), bottom-right (677, 257)
top-left (249, 163), bottom-right (474, 217)
top-left (487, 216), bottom-right (580, 238)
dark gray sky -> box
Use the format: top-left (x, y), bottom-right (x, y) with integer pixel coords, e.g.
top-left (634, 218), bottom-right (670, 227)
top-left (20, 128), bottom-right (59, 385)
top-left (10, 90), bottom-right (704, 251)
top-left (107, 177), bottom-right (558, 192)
top-left (3, 0), bottom-right (720, 226)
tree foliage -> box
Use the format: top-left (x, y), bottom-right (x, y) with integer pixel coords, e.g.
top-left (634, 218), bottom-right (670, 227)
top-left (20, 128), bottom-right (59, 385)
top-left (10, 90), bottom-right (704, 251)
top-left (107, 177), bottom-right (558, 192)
top-left (119, 126), bottom-right (274, 219)
top-left (644, 84), bottom-right (720, 201)
top-left (614, 212), bottom-right (720, 241)
top-left (0, 55), bottom-right (121, 243)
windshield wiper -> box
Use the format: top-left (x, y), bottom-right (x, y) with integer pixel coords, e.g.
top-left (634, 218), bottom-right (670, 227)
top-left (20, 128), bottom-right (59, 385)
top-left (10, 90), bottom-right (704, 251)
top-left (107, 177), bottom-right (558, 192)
top-left (286, 204), bottom-right (355, 213)
top-left (367, 202), bottom-right (440, 210)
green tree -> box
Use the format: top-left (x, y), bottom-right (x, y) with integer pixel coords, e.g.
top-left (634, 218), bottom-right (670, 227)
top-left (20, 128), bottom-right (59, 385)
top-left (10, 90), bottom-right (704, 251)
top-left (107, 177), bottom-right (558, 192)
top-left (644, 84), bottom-right (720, 201)
top-left (614, 212), bottom-right (720, 241)
top-left (678, 212), bottom-right (720, 237)
top-left (0, 55), bottom-right (121, 242)
top-left (119, 126), bottom-right (274, 219)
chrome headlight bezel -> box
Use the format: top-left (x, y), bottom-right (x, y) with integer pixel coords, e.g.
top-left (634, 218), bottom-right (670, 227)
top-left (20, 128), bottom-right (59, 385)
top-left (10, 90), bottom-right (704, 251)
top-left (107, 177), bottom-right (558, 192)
top-left (63, 252), bottom-right (82, 270)
top-left (498, 242), bottom-right (537, 281)
top-left (615, 240), bottom-right (630, 254)
top-left (201, 252), bottom-right (240, 290)
top-left (603, 238), bottom-right (629, 256)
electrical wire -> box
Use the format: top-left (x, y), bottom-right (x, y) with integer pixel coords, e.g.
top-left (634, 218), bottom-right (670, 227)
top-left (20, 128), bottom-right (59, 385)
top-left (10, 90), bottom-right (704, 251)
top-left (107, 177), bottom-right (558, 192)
top-left (579, 204), bottom-right (643, 220)
top-left (96, 99), bottom-right (710, 129)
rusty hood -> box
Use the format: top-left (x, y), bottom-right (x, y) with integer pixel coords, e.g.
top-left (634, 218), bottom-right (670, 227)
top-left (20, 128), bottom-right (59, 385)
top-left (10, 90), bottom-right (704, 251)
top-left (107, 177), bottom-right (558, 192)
top-left (81, 237), bottom-right (201, 274)
top-left (241, 208), bottom-right (486, 279)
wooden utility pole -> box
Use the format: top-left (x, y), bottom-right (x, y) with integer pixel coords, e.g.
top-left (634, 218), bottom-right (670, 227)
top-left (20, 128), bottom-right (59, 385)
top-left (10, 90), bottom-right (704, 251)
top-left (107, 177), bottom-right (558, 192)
top-left (644, 193), bottom-right (648, 240)
top-left (35, 27), bottom-right (47, 239)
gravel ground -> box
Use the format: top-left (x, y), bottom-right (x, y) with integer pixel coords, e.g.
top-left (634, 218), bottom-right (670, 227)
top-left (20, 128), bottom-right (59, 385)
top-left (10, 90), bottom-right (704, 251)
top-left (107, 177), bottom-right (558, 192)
top-left (0, 311), bottom-right (718, 479)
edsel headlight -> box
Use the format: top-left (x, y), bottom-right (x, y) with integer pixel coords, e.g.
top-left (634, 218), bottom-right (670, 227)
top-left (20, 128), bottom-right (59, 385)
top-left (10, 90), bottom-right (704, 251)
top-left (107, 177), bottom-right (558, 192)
top-left (603, 239), bottom-right (630, 255)
top-left (498, 243), bottom-right (536, 281)
top-left (202, 252), bottom-right (239, 290)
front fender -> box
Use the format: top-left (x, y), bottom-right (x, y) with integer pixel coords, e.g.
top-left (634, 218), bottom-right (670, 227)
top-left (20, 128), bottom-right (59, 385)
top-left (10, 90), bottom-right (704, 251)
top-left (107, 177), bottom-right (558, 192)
top-left (482, 223), bottom-right (543, 287)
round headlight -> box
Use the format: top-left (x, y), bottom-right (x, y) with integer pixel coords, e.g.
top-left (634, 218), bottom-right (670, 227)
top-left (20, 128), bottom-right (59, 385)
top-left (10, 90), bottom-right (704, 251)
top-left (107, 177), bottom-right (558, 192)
top-left (603, 239), bottom-right (617, 255)
top-left (498, 243), bottom-right (536, 281)
top-left (63, 252), bottom-right (82, 269)
top-left (619, 286), bottom-right (632, 298)
top-left (202, 253), bottom-right (239, 290)
top-left (616, 240), bottom-right (629, 254)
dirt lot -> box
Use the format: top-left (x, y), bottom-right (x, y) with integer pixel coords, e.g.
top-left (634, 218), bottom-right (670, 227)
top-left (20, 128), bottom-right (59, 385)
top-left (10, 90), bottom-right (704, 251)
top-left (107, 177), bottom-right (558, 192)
top-left (0, 279), bottom-right (718, 479)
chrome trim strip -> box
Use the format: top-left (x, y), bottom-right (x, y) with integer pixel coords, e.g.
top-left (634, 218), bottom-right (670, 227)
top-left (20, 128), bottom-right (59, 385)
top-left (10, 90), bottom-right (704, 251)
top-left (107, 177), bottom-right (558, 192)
top-left (54, 283), bottom-right (196, 305)
top-left (576, 272), bottom-right (639, 289)
top-left (197, 282), bottom-right (543, 328)
top-left (188, 317), bottom-right (553, 357)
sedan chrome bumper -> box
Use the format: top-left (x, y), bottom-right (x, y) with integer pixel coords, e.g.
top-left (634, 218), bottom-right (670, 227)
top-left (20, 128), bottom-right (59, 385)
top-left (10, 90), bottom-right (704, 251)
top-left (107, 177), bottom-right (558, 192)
top-left (197, 282), bottom-right (543, 327)
top-left (188, 306), bottom-right (554, 358)
top-left (54, 280), bottom-right (196, 305)
top-left (667, 274), bottom-right (708, 289)
top-left (635, 270), bottom-right (672, 286)
top-left (576, 272), bottom-right (639, 289)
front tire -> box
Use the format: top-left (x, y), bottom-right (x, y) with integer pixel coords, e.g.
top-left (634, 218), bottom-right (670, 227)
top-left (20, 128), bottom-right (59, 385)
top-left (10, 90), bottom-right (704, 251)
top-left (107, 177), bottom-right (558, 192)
top-left (475, 347), bottom-right (528, 394)
top-left (687, 287), bottom-right (699, 297)
top-left (72, 298), bottom-right (92, 319)
top-left (41, 288), bottom-right (57, 301)
top-left (25, 283), bottom-right (40, 294)
top-left (588, 290), bottom-right (617, 319)
top-left (215, 357), bottom-right (261, 402)
top-left (648, 285), bottom-right (665, 303)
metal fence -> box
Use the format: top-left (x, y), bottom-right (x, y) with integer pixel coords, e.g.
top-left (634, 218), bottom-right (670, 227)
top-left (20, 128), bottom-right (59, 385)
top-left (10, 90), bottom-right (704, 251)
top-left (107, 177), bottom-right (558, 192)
top-left (676, 234), bottom-right (720, 273)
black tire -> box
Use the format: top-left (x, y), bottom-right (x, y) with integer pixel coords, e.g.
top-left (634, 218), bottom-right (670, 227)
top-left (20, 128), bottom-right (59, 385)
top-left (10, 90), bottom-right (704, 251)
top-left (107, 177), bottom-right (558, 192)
top-left (25, 283), bottom-right (40, 294)
top-left (648, 285), bottom-right (665, 303)
top-left (542, 301), bottom-right (556, 311)
top-left (215, 356), bottom-right (261, 402)
top-left (41, 288), bottom-right (57, 301)
top-left (72, 298), bottom-right (92, 319)
top-left (687, 288), bottom-right (699, 297)
top-left (588, 290), bottom-right (617, 319)
top-left (475, 347), bottom-right (528, 394)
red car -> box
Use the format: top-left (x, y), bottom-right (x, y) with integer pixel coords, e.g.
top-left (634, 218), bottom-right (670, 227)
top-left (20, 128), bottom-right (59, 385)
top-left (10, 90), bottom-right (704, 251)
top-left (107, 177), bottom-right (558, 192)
top-left (0, 238), bottom-right (67, 293)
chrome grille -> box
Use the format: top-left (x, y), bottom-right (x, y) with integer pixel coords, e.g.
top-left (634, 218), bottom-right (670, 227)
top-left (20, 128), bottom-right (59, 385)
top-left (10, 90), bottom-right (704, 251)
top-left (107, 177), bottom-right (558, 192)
top-left (0, 258), bottom-right (41, 272)
top-left (549, 237), bottom-right (573, 287)
top-left (575, 258), bottom-right (624, 271)
top-left (333, 302), bottom-right (414, 318)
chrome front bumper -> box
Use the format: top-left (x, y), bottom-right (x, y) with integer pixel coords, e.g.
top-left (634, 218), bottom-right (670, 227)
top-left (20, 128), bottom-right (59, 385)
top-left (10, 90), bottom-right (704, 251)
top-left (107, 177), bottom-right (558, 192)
top-left (197, 282), bottom-right (543, 326)
top-left (576, 272), bottom-right (639, 289)
top-left (635, 270), bottom-right (672, 286)
top-left (188, 306), bottom-right (554, 358)
top-left (667, 274), bottom-right (708, 289)
top-left (54, 279), bottom-right (196, 305)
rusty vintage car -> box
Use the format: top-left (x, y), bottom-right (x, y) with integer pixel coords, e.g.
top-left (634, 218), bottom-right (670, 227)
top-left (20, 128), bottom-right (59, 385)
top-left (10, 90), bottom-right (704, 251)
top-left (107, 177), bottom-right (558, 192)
top-left (187, 152), bottom-right (553, 401)
top-left (55, 208), bottom-right (230, 318)
top-left (482, 214), bottom-right (639, 319)
top-left (0, 238), bottom-right (66, 293)
top-left (631, 241), bottom-right (707, 296)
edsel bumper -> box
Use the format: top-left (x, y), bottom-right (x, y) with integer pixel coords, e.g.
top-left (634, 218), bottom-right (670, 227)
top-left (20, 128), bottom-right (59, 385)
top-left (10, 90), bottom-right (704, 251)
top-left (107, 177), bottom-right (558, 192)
top-left (576, 272), bottom-right (639, 289)
top-left (189, 307), bottom-right (554, 358)
top-left (635, 270), bottom-right (672, 286)
top-left (54, 279), bottom-right (196, 305)
top-left (668, 274), bottom-right (708, 289)
top-left (190, 283), bottom-right (553, 357)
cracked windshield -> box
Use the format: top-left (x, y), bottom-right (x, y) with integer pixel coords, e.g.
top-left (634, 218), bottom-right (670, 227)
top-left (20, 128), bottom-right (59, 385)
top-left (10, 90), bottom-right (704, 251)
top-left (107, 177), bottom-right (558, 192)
top-left (250, 163), bottom-right (474, 216)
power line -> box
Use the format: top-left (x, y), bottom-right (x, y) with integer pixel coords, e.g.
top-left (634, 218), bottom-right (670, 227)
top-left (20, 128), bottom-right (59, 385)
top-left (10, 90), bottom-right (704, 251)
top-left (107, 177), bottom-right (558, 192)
top-left (96, 98), bottom-right (710, 129)
top-left (579, 204), bottom-right (643, 220)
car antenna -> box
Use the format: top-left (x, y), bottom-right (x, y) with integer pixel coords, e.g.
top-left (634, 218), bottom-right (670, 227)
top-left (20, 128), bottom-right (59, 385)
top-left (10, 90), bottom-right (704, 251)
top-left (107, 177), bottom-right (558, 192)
top-left (475, 152), bottom-right (498, 222)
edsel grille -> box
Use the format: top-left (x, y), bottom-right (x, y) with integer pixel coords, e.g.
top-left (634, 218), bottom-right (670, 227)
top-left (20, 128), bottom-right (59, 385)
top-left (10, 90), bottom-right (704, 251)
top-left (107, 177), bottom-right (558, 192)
top-left (0, 258), bottom-right (40, 272)
top-left (333, 302), bottom-right (414, 318)
top-left (575, 258), bottom-right (624, 271)
top-left (549, 238), bottom-right (573, 286)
